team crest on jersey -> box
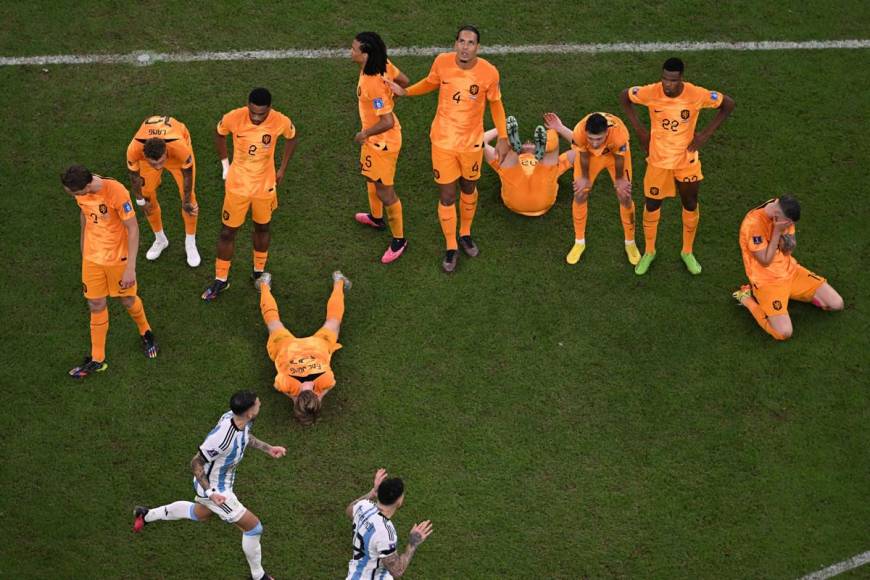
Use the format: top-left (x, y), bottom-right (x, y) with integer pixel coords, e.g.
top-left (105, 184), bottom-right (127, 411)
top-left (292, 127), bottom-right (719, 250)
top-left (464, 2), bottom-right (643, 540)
top-left (433, 168), bottom-right (440, 179)
top-left (262, 134), bottom-right (272, 145)
top-left (373, 97), bottom-right (384, 110)
top-left (469, 84), bottom-right (479, 95)
top-left (99, 204), bottom-right (108, 214)
top-left (752, 236), bottom-right (763, 245)
top-left (680, 109), bottom-right (690, 120)
top-left (650, 187), bottom-right (660, 196)
top-left (773, 300), bottom-right (783, 311)
top-left (223, 210), bottom-right (230, 221)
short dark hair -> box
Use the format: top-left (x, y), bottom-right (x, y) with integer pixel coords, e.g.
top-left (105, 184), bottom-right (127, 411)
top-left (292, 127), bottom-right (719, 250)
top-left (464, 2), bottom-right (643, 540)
top-left (377, 477), bottom-right (405, 506)
top-left (663, 57), bottom-right (685, 73)
top-left (585, 113), bottom-right (608, 135)
top-left (248, 88), bottom-right (272, 107)
top-left (355, 31), bottom-right (388, 76)
top-left (61, 165), bottom-right (93, 191)
top-left (456, 24), bottom-right (480, 43)
top-left (230, 390), bottom-right (258, 415)
top-left (779, 195), bottom-right (801, 222)
top-left (143, 138), bottom-right (167, 161)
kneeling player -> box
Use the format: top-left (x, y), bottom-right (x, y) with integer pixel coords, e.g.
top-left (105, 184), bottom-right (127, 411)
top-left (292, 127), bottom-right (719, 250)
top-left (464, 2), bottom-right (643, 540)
top-left (483, 117), bottom-right (573, 217)
top-left (734, 195), bottom-right (843, 340)
top-left (256, 271), bottom-right (351, 425)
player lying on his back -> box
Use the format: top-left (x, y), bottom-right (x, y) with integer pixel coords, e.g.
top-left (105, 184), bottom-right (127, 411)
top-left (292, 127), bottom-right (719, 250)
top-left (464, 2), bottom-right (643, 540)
top-left (62, 165), bottom-right (158, 379)
top-left (346, 468), bottom-right (433, 580)
top-left (350, 31), bottom-right (411, 263)
top-left (734, 195), bottom-right (843, 340)
top-left (126, 115), bottom-right (201, 267)
top-left (544, 111), bottom-right (640, 266)
top-left (483, 116), bottom-right (573, 217)
top-left (255, 270), bottom-right (352, 425)
top-left (133, 390), bottom-right (286, 580)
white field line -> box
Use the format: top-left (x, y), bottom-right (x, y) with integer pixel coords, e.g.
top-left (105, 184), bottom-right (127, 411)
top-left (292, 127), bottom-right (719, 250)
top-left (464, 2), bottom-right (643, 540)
top-left (2, 39), bottom-right (869, 67)
top-left (800, 550), bottom-right (870, 579)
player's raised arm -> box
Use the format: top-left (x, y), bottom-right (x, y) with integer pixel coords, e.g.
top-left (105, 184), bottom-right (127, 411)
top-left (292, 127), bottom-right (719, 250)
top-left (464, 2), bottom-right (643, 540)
top-left (346, 468), bottom-right (388, 518)
top-left (543, 113), bottom-right (574, 143)
top-left (381, 520), bottom-right (434, 578)
top-left (619, 88), bottom-right (649, 153)
top-left (688, 93), bottom-right (735, 152)
top-left (752, 216), bottom-right (791, 266)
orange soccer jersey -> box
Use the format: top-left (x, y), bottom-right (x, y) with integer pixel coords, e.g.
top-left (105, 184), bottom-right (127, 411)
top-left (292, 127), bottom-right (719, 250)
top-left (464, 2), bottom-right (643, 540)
top-left (628, 81), bottom-right (722, 169)
top-left (739, 200), bottom-right (798, 285)
top-left (76, 178), bottom-right (137, 265)
top-left (217, 107), bottom-right (296, 197)
top-left (490, 153), bottom-right (572, 216)
top-left (271, 334), bottom-right (339, 398)
top-left (426, 52), bottom-right (501, 152)
top-left (358, 60), bottom-right (402, 151)
top-left (126, 116), bottom-right (194, 172)
top-left (572, 112), bottom-right (630, 158)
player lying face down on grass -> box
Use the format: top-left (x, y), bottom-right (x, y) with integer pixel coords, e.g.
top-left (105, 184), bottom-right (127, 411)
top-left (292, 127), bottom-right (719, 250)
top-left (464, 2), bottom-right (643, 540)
top-left (255, 270), bottom-right (352, 425)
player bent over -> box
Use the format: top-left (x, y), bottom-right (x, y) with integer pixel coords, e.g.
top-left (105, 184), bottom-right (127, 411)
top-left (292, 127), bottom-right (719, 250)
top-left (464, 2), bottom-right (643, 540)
top-left (346, 468), bottom-right (433, 579)
top-left (133, 390), bottom-right (286, 580)
top-left (544, 111), bottom-right (640, 266)
top-left (62, 165), bottom-right (158, 378)
top-left (350, 31), bottom-right (411, 263)
top-left (483, 118), bottom-right (573, 217)
top-left (256, 270), bottom-right (351, 425)
top-left (734, 195), bottom-right (843, 340)
top-left (126, 115), bottom-right (201, 266)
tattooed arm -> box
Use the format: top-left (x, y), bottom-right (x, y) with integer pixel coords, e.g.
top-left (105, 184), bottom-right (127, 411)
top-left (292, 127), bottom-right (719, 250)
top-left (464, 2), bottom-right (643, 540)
top-left (381, 521), bottom-right (434, 578)
top-left (248, 434), bottom-right (287, 458)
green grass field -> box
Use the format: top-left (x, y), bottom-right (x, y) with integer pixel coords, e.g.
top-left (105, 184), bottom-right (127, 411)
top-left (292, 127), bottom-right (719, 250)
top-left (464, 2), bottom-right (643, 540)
top-left (1, 2), bottom-right (868, 578)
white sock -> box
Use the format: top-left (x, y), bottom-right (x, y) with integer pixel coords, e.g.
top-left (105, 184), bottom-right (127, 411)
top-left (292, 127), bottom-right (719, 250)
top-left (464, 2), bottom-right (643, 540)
top-left (242, 524), bottom-right (264, 579)
top-left (155, 230), bottom-right (168, 244)
top-left (575, 238), bottom-right (585, 245)
top-left (144, 501), bottom-right (196, 523)
top-left (625, 239), bottom-right (635, 245)
top-left (186, 234), bottom-right (197, 244)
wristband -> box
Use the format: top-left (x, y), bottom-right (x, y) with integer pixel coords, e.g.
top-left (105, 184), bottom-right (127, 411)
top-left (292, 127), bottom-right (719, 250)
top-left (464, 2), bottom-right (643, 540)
top-left (135, 198), bottom-right (146, 207)
top-left (221, 159), bottom-right (229, 171)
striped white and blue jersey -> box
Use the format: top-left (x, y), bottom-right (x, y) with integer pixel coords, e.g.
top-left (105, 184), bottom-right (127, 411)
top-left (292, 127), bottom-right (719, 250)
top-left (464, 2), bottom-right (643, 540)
top-left (346, 499), bottom-right (398, 580)
top-left (193, 411), bottom-right (251, 497)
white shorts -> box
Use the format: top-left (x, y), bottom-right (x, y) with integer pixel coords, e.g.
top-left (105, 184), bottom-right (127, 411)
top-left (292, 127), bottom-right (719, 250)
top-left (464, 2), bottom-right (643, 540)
top-left (195, 490), bottom-right (247, 523)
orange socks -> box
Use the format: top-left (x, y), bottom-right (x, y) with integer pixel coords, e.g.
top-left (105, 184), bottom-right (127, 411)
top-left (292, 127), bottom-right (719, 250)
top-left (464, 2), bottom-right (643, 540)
top-left (260, 284), bottom-right (280, 324)
top-left (681, 206), bottom-right (700, 254)
top-left (642, 207), bottom-right (661, 254)
top-left (367, 182), bottom-right (383, 220)
top-left (620, 202), bottom-right (636, 241)
top-left (386, 199), bottom-right (404, 239)
top-left (326, 281), bottom-right (345, 322)
top-left (546, 129), bottom-right (559, 153)
top-left (743, 298), bottom-right (788, 340)
top-left (438, 203), bottom-right (458, 250)
top-left (90, 309), bottom-right (109, 362)
top-left (215, 258), bottom-right (231, 281)
top-left (459, 189), bottom-right (478, 237)
top-left (572, 200), bottom-right (588, 241)
top-left (125, 297), bottom-right (151, 335)
top-left (253, 251), bottom-right (268, 273)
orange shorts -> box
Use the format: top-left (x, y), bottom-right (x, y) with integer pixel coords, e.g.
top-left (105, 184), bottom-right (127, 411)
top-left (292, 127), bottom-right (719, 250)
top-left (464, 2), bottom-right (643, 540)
top-left (573, 151), bottom-right (633, 190)
top-left (751, 264), bottom-right (826, 317)
top-left (643, 157), bottom-right (703, 199)
top-left (431, 144), bottom-right (483, 184)
top-left (139, 158), bottom-right (198, 206)
top-left (82, 259), bottom-right (137, 299)
top-left (360, 143), bottom-right (400, 186)
top-left (222, 190), bottom-right (276, 228)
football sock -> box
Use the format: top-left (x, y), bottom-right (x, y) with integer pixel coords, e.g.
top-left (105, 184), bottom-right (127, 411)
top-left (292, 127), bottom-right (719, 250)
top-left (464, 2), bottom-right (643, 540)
top-left (90, 309), bottom-right (109, 362)
top-left (743, 297), bottom-right (788, 340)
top-left (146, 201), bottom-right (163, 234)
top-left (367, 182), bottom-right (383, 220)
top-left (385, 198), bottom-right (404, 239)
top-left (215, 258), bottom-right (231, 282)
top-left (572, 200), bottom-right (588, 241)
top-left (125, 297), bottom-right (151, 334)
top-left (620, 202), bottom-right (636, 241)
top-left (144, 501), bottom-right (197, 523)
top-left (242, 523), bottom-right (265, 580)
top-left (546, 129), bottom-right (559, 153)
top-left (681, 206), bottom-right (700, 254)
top-left (260, 285), bottom-right (280, 325)
top-left (459, 189), bottom-right (478, 237)
top-left (154, 230), bottom-right (168, 244)
top-left (253, 251), bottom-right (268, 273)
top-left (182, 208), bottom-right (198, 235)
top-left (642, 207), bottom-right (661, 254)
top-left (438, 202), bottom-right (458, 251)
top-left (326, 280), bottom-right (346, 322)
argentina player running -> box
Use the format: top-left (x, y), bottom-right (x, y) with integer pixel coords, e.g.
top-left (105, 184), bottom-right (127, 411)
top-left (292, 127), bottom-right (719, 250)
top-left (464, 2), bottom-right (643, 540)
top-left (346, 468), bottom-right (433, 579)
top-left (133, 391), bottom-right (286, 580)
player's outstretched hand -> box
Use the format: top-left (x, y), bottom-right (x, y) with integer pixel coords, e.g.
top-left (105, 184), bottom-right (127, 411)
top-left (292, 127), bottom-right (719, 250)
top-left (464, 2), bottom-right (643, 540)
top-left (386, 79), bottom-right (406, 97)
top-left (408, 521), bottom-right (434, 547)
top-left (615, 177), bottom-right (631, 199)
top-left (372, 468), bottom-right (388, 491)
top-left (573, 177), bottom-right (591, 196)
top-left (543, 112), bottom-right (564, 132)
top-left (268, 446), bottom-right (287, 458)
top-left (495, 138), bottom-right (511, 163)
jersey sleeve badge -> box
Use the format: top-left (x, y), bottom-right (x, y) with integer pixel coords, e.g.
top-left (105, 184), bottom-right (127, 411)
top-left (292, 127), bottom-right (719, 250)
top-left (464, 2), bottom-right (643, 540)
top-left (123, 202), bottom-right (133, 213)
top-left (373, 98), bottom-right (384, 110)
top-left (752, 236), bottom-right (763, 245)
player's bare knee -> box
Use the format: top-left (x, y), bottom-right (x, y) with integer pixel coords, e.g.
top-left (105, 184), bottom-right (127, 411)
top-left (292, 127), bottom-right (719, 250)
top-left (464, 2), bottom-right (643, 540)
top-left (87, 298), bottom-right (107, 312)
top-left (252, 221), bottom-right (270, 233)
top-left (459, 178), bottom-right (477, 194)
top-left (219, 225), bottom-right (238, 242)
top-left (119, 296), bottom-right (136, 309)
top-left (644, 197), bottom-right (662, 212)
